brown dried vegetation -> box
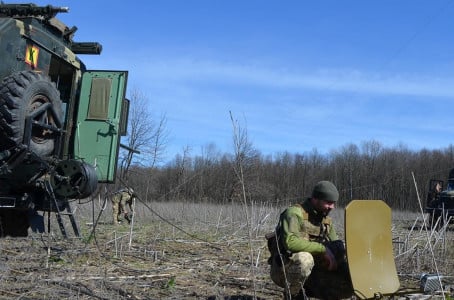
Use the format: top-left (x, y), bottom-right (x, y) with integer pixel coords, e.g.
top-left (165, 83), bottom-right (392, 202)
top-left (0, 201), bottom-right (452, 299)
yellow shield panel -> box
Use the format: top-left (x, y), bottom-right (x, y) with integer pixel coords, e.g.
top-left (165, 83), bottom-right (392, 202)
top-left (345, 200), bottom-right (400, 299)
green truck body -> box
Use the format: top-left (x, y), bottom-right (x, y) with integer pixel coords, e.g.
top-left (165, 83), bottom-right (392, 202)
top-left (0, 4), bottom-right (129, 236)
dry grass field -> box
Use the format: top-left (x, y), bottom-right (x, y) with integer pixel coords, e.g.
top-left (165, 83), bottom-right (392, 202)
top-left (0, 199), bottom-right (453, 299)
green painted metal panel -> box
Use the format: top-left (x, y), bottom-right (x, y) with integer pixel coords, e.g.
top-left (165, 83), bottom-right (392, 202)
top-left (74, 70), bottom-right (128, 182)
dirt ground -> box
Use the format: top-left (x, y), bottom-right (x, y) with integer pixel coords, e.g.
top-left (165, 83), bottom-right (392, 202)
top-left (0, 220), bottom-right (282, 299)
top-left (0, 203), bottom-right (452, 300)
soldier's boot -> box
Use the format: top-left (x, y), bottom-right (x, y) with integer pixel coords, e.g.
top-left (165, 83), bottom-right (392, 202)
top-left (124, 212), bottom-right (132, 224)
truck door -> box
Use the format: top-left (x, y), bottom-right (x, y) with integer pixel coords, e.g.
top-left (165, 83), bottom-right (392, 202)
top-left (74, 70), bottom-right (128, 182)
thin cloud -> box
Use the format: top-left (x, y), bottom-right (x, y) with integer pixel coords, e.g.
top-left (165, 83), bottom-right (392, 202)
top-left (83, 54), bottom-right (454, 158)
top-left (83, 51), bottom-right (454, 98)
top-left (139, 58), bottom-right (454, 98)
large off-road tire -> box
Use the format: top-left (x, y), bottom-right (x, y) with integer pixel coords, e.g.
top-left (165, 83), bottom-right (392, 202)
top-left (0, 71), bottom-right (63, 156)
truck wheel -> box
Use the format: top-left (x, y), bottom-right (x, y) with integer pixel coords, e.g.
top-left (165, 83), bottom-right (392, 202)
top-left (0, 71), bottom-right (63, 156)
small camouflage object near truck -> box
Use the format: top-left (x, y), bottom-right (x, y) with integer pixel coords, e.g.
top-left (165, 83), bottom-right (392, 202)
top-left (0, 3), bottom-right (129, 237)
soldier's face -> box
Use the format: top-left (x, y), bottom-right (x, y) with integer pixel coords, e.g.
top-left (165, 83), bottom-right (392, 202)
top-left (314, 198), bottom-right (335, 216)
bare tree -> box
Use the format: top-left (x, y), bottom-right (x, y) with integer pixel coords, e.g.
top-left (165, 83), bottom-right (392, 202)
top-left (120, 89), bottom-right (169, 180)
top-left (229, 111), bottom-right (259, 297)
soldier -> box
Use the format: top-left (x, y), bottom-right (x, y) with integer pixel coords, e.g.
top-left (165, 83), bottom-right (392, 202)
top-left (111, 188), bottom-right (135, 225)
top-left (427, 181), bottom-right (442, 208)
top-left (267, 181), bottom-right (353, 300)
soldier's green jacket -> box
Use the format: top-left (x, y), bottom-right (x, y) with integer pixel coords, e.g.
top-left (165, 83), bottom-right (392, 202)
top-left (279, 198), bottom-right (338, 255)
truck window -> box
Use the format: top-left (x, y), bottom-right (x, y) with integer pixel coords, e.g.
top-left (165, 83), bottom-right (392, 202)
top-left (87, 78), bottom-right (112, 120)
top-left (447, 181), bottom-right (454, 191)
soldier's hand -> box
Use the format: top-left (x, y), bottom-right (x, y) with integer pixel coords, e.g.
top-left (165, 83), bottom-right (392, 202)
top-left (323, 247), bottom-right (338, 271)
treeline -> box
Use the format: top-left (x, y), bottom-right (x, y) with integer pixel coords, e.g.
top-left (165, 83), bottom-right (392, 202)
top-left (123, 141), bottom-right (454, 212)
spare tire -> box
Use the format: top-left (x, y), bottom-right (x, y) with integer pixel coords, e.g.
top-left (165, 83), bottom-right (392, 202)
top-left (0, 71), bottom-right (63, 156)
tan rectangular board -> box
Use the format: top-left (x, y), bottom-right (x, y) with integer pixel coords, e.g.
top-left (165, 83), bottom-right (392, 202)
top-left (345, 200), bottom-right (400, 299)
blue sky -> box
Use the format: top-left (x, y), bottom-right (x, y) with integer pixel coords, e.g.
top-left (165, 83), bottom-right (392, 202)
top-left (30, 0), bottom-right (454, 162)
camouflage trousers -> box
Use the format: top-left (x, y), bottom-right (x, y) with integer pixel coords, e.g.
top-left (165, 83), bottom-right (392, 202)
top-left (111, 193), bottom-right (130, 225)
top-left (270, 252), bottom-right (353, 300)
top-left (270, 252), bottom-right (314, 296)
top-left (111, 198), bottom-right (122, 225)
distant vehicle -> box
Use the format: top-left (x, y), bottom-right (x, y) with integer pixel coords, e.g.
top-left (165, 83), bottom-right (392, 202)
top-left (0, 3), bottom-right (129, 236)
top-left (425, 169), bottom-right (454, 228)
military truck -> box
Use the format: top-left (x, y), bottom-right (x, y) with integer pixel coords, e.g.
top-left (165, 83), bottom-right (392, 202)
top-left (425, 169), bottom-right (454, 228)
top-left (0, 3), bottom-right (129, 236)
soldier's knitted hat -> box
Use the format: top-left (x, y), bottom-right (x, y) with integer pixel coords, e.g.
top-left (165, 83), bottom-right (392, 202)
top-left (311, 181), bottom-right (339, 202)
